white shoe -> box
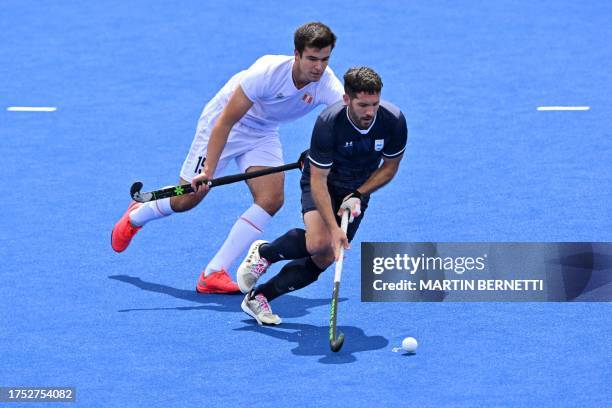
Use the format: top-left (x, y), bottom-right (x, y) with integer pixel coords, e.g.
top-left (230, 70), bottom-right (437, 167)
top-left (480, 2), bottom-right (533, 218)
top-left (237, 240), bottom-right (270, 293)
top-left (241, 291), bottom-right (281, 326)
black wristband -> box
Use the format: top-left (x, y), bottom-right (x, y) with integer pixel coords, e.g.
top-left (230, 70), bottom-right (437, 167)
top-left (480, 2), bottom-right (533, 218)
top-left (351, 190), bottom-right (363, 199)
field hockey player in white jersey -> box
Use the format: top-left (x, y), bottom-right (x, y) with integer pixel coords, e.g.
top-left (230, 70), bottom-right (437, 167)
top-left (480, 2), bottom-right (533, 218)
top-left (111, 22), bottom-right (344, 294)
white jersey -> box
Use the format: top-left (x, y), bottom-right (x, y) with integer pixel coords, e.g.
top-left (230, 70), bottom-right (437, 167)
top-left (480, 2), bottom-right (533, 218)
top-left (206, 55), bottom-right (344, 132)
top-left (181, 55), bottom-right (343, 181)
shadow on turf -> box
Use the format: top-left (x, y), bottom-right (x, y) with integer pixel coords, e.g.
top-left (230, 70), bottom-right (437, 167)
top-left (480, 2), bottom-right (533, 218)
top-left (234, 321), bottom-right (389, 364)
top-left (108, 274), bottom-right (345, 318)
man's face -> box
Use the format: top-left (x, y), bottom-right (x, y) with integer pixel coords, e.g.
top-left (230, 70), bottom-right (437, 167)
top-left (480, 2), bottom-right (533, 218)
top-left (294, 46), bottom-right (332, 82)
top-left (344, 92), bottom-right (380, 129)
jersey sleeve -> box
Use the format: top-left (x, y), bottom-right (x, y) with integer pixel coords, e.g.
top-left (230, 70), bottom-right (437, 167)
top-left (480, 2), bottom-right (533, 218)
top-left (239, 57), bottom-right (270, 103)
top-left (317, 69), bottom-right (344, 107)
top-left (382, 111), bottom-right (408, 158)
top-left (308, 116), bottom-right (335, 169)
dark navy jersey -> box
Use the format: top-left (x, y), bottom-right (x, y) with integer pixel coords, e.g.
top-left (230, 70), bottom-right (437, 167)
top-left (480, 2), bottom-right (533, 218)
top-left (304, 99), bottom-right (407, 191)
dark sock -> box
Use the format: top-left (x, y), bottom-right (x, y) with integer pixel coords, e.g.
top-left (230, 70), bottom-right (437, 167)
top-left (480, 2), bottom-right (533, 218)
top-left (256, 257), bottom-right (326, 301)
top-left (259, 228), bottom-right (308, 263)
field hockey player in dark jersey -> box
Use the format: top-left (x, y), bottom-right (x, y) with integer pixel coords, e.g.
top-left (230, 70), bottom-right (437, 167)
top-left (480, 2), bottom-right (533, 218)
top-left (236, 67), bottom-right (408, 325)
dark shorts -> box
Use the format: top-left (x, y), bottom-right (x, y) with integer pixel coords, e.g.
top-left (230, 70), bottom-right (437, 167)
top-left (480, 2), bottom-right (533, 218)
top-left (300, 179), bottom-right (370, 242)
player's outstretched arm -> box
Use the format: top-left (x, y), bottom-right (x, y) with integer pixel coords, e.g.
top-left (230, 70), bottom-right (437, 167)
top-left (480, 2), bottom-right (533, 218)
top-left (191, 86), bottom-right (254, 192)
top-left (355, 154), bottom-right (403, 195)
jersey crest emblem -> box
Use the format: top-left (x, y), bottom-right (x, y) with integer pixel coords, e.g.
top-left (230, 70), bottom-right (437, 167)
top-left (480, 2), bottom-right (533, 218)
top-left (375, 139), bottom-right (384, 151)
top-left (302, 93), bottom-right (313, 104)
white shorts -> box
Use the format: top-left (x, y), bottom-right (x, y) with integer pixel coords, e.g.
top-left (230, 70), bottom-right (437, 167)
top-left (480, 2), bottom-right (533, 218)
top-left (180, 102), bottom-right (283, 182)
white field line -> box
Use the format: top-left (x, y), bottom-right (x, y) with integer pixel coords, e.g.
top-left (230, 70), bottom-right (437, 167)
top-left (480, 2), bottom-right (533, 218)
top-left (537, 106), bottom-right (590, 111)
top-left (7, 106), bottom-right (57, 112)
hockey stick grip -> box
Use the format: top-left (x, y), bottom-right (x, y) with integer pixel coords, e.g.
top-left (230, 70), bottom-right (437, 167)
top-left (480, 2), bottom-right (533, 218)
top-left (131, 158), bottom-right (303, 203)
top-left (208, 161), bottom-right (299, 187)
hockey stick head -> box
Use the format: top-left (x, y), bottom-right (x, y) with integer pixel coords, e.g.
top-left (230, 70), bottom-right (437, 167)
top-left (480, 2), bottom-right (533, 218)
top-left (330, 331), bottom-right (345, 352)
top-left (130, 181), bottom-right (152, 203)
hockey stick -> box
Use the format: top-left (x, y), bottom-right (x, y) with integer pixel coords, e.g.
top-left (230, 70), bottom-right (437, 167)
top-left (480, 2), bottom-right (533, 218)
top-left (130, 151), bottom-right (307, 203)
top-left (329, 209), bottom-right (350, 352)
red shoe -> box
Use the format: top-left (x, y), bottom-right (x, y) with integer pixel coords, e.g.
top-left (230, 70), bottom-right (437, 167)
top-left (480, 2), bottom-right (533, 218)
top-left (111, 201), bottom-right (142, 253)
top-left (196, 269), bottom-right (241, 294)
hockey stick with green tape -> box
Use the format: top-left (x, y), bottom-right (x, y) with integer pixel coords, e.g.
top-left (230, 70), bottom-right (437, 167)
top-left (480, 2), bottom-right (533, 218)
top-left (130, 150), bottom-right (308, 203)
top-left (329, 209), bottom-right (350, 352)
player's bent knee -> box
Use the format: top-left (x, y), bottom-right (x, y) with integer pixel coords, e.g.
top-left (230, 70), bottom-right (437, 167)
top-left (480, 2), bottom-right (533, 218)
top-left (312, 253), bottom-right (334, 270)
top-left (306, 236), bottom-right (332, 256)
top-left (321, 252), bottom-right (335, 267)
top-left (255, 195), bottom-right (284, 215)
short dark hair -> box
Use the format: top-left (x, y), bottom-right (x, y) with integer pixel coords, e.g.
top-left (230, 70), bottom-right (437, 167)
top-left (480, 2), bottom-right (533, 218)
top-left (343, 67), bottom-right (383, 98)
top-left (294, 22), bottom-right (336, 55)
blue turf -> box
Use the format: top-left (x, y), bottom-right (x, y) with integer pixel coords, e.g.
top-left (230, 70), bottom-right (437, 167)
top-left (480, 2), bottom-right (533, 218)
top-left (1, 1), bottom-right (611, 406)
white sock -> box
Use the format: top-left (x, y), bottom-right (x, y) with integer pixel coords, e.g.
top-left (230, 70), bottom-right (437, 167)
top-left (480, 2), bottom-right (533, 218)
top-left (204, 204), bottom-right (272, 276)
top-left (129, 197), bottom-right (174, 227)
